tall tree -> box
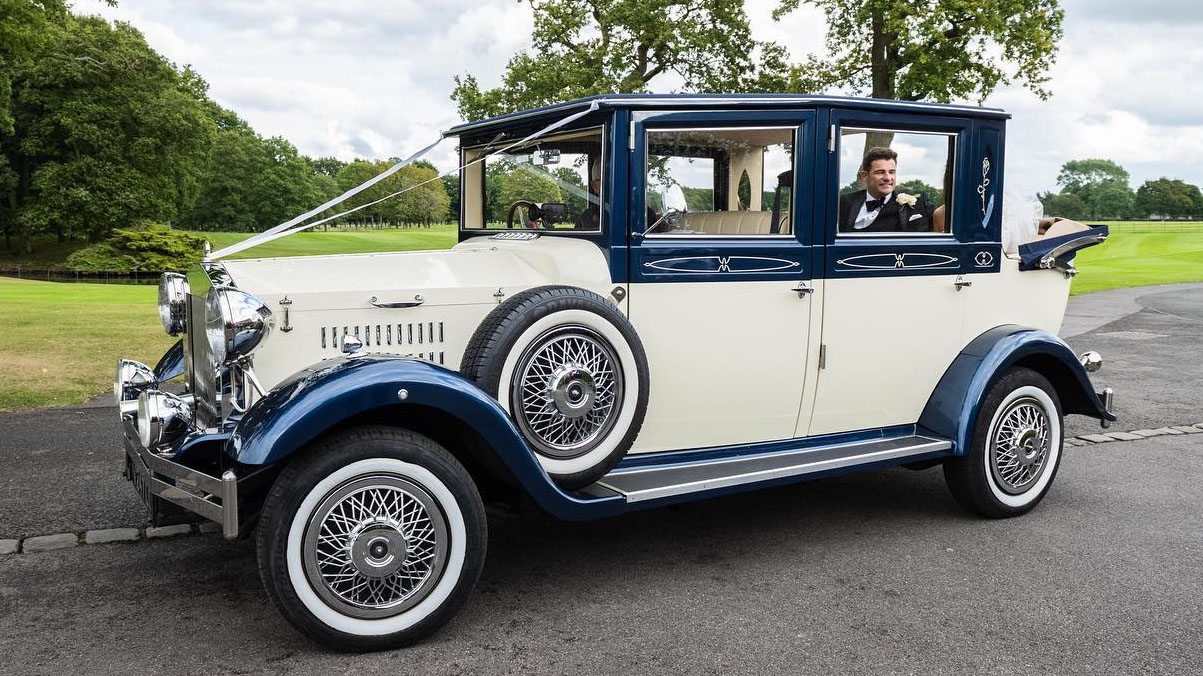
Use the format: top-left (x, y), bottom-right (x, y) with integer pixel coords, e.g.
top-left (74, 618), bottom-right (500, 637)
top-left (0, 0), bottom-right (73, 134)
top-left (772, 0), bottom-right (1064, 102)
top-left (451, 0), bottom-right (789, 120)
top-left (1134, 178), bottom-right (1203, 220)
top-left (1056, 158), bottom-right (1133, 219)
top-left (6, 15), bottom-right (214, 247)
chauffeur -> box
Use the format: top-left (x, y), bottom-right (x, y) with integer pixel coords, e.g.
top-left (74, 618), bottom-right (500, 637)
top-left (839, 146), bottom-right (934, 233)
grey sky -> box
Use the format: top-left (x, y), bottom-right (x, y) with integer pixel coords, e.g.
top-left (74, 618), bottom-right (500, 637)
top-left (79, 0), bottom-right (1200, 197)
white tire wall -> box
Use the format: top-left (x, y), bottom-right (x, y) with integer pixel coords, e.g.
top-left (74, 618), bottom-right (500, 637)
top-left (460, 286), bottom-right (650, 489)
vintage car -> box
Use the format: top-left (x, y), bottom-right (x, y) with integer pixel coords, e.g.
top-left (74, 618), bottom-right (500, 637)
top-left (115, 94), bottom-right (1115, 651)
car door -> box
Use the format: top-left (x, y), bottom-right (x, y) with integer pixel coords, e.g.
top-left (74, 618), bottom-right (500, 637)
top-left (807, 110), bottom-right (999, 436)
top-left (623, 110), bottom-right (820, 453)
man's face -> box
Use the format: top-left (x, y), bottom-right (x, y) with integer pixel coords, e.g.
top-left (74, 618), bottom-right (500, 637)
top-left (859, 158), bottom-right (897, 199)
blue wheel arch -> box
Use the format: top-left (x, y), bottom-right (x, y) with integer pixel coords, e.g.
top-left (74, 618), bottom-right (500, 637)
top-left (918, 325), bottom-right (1116, 454)
top-left (225, 355), bottom-right (626, 520)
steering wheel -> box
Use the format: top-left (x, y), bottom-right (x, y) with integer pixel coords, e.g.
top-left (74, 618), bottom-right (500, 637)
top-left (506, 200), bottom-right (541, 229)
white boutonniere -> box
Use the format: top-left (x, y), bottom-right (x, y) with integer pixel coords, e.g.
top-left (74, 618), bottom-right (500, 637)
top-left (895, 193), bottom-right (917, 207)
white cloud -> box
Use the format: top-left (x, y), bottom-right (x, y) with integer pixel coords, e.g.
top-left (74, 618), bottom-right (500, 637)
top-left (76, 0), bottom-right (1200, 196)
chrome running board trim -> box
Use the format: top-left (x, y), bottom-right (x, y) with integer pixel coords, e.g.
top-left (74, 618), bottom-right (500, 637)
top-left (597, 435), bottom-right (951, 503)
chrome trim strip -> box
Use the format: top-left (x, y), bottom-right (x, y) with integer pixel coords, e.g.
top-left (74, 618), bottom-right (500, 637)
top-left (598, 436), bottom-right (951, 503)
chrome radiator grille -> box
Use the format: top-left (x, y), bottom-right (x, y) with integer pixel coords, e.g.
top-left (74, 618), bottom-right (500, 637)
top-left (186, 292), bottom-right (220, 426)
top-left (321, 321), bottom-right (446, 365)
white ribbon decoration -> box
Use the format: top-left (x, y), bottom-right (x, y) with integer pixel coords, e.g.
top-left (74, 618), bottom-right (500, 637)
top-left (208, 100), bottom-right (602, 260)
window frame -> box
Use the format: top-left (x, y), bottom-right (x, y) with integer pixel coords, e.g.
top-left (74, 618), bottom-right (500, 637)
top-left (642, 125), bottom-right (800, 240)
top-left (458, 124), bottom-right (608, 235)
top-left (835, 126), bottom-right (958, 239)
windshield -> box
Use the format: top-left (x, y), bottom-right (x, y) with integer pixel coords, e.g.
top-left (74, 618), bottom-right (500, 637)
top-left (461, 128), bottom-right (604, 232)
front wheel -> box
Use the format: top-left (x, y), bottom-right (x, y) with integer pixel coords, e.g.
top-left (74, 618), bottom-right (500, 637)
top-left (943, 368), bottom-right (1064, 518)
top-left (257, 427), bottom-right (487, 651)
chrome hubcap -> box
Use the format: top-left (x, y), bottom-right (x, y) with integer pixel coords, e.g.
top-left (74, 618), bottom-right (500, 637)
top-left (303, 475), bottom-right (448, 619)
top-left (990, 397), bottom-right (1051, 494)
top-left (512, 325), bottom-right (624, 459)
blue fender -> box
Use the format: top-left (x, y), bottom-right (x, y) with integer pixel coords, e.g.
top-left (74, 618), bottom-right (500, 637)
top-left (226, 355), bottom-right (625, 520)
top-left (154, 339), bottom-right (185, 382)
top-left (918, 325), bottom-right (1116, 454)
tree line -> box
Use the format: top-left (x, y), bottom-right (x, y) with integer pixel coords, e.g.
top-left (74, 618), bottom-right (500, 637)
top-left (1040, 159), bottom-right (1203, 221)
top-left (0, 5), bottom-right (453, 256)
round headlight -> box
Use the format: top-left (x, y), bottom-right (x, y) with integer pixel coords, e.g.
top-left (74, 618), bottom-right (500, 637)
top-left (137, 390), bottom-right (194, 449)
top-left (205, 285), bottom-right (274, 364)
top-left (114, 359), bottom-right (156, 402)
top-left (158, 272), bottom-right (189, 336)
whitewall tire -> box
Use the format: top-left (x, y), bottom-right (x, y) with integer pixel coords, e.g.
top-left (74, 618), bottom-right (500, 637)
top-left (257, 427), bottom-right (487, 652)
top-left (944, 368), bottom-right (1064, 518)
top-left (461, 286), bottom-right (650, 489)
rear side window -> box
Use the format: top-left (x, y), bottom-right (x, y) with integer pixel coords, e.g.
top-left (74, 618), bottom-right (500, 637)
top-left (644, 127), bottom-right (794, 237)
top-left (836, 129), bottom-right (955, 237)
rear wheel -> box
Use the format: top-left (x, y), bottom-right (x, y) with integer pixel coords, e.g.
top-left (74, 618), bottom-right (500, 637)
top-left (943, 368), bottom-right (1064, 518)
top-left (257, 426), bottom-right (486, 651)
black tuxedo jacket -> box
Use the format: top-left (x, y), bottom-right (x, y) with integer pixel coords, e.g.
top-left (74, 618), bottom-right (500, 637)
top-left (838, 190), bottom-right (933, 233)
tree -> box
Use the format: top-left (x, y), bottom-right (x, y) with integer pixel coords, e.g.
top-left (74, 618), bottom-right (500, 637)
top-left (0, 0), bottom-right (72, 134)
top-left (1092, 181), bottom-right (1134, 219)
top-left (5, 15), bottom-right (215, 247)
top-left (442, 174), bottom-right (460, 223)
top-left (772, 0), bottom-right (1064, 102)
top-left (499, 169), bottom-right (562, 216)
top-left (1055, 158), bottom-right (1133, 219)
top-left (311, 156), bottom-right (345, 178)
top-left (451, 0), bottom-right (789, 121)
top-left (1134, 178), bottom-right (1203, 220)
top-left (1037, 190), bottom-right (1086, 220)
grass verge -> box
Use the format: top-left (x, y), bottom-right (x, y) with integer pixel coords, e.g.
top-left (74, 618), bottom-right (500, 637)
top-left (0, 277), bottom-right (173, 411)
top-left (1070, 222), bottom-right (1203, 294)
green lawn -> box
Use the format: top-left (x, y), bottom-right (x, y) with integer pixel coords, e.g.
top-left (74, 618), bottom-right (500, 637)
top-left (0, 276), bottom-right (173, 411)
top-left (2, 222), bottom-right (1201, 411)
top-left (1070, 222), bottom-right (1203, 295)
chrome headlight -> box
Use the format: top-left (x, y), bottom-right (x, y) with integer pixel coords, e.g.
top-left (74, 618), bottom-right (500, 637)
top-left (114, 359), bottom-right (156, 402)
top-left (137, 390), bottom-right (194, 449)
top-left (205, 286), bottom-right (274, 365)
top-left (158, 272), bottom-right (189, 336)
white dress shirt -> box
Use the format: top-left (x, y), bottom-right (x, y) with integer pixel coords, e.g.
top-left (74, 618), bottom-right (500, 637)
top-left (852, 191), bottom-right (893, 230)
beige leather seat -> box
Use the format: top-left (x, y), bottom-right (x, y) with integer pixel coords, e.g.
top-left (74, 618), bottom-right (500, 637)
top-left (681, 210), bottom-right (791, 235)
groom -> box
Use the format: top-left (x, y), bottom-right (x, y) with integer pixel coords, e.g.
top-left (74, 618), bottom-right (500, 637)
top-left (838, 146), bottom-right (934, 233)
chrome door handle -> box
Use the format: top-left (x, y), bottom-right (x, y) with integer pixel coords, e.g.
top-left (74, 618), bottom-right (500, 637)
top-left (791, 282), bottom-right (814, 298)
top-left (954, 276), bottom-right (972, 291)
top-left (369, 294), bottom-right (424, 308)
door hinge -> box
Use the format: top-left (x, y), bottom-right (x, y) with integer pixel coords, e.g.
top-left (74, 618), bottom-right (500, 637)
top-left (818, 343), bottom-right (827, 369)
top-left (827, 125), bottom-right (836, 153)
top-left (629, 120), bottom-right (636, 150)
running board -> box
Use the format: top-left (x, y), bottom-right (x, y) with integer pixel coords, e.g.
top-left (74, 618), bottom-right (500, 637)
top-left (596, 435), bottom-right (951, 503)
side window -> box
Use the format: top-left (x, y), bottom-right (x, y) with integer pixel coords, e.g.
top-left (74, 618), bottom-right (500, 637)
top-left (837, 129), bottom-right (955, 236)
top-left (645, 127), bottom-right (794, 237)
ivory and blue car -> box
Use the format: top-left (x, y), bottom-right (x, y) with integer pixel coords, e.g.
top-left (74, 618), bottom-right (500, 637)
top-left (115, 94), bottom-right (1115, 651)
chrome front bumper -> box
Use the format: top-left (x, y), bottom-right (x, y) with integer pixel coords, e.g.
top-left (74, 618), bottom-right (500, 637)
top-left (122, 417), bottom-right (239, 539)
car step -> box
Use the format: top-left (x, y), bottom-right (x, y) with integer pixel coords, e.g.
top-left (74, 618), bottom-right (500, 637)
top-left (595, 435), bottom-right (952, 503)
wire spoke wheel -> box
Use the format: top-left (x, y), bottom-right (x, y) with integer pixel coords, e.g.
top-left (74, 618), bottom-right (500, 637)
top-left (511, 325), bottom-right (624, 459)
top-left (302, 474), bottom-right (450, 620)
top-left (989, 396), bottom-right (1051, 495)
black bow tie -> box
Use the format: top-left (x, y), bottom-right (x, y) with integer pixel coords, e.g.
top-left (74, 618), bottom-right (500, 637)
top-left (865, 198), bottom-right (883, 210)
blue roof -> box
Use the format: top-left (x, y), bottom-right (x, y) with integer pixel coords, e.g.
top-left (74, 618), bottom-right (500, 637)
top-left (444, 93), bottom-right (1010, 136)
